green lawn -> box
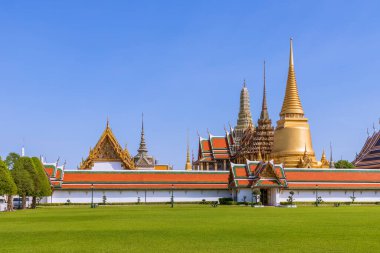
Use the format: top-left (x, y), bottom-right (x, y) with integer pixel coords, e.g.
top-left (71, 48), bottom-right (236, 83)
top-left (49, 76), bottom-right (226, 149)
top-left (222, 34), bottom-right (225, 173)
top-left (0, 205), bottom-right (379, 253)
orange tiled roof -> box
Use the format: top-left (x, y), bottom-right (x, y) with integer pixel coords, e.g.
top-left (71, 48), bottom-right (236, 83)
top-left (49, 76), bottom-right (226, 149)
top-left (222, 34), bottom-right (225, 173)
top-left (55, 170), bottom-right (229, 190)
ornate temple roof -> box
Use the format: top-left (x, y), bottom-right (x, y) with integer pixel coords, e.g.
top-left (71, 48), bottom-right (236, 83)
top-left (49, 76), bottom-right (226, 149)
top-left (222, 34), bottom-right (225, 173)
top-left (229, 160), bottom-right (287, 188)
top-left (353, 130), bottom-right (380, 169)
top-left (280, 38), bottom-right (304, 118)
top-left (79, 120), bottom-right (135, 170)
top-left (196, 133), bottom-right (233, 163)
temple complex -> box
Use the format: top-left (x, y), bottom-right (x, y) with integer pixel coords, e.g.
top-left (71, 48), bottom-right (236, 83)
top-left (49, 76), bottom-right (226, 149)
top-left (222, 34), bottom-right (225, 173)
top-left (37, 39), bottom-right (380, 205)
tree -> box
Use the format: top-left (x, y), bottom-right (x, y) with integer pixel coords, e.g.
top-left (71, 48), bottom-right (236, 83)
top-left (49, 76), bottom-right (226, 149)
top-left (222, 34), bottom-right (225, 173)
top-left (0, 159), bottom-right (17, 211)
top-left (31, 157), bottom-right (52, 207)
top-left (5, 152), bottom-right (20, 170)
top-left (11, 157), bottom-right (36, 209)
top-left (252, 188), bottom-right (261, 205)
top-left (287, 191), bottom-right (295, 205)
top-left (5, 153), bottom-right (21, 210)
top-left (335, 160), bottom-right (355, 169)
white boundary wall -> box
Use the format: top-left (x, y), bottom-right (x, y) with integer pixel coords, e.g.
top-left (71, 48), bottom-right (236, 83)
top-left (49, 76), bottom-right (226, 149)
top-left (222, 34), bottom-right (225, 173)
top-left (279, 189), bottom-right (380, 203)
top-left (45, 189), bottom-right (232, 203)
top-left (42, 188), bottom-right (380, 205)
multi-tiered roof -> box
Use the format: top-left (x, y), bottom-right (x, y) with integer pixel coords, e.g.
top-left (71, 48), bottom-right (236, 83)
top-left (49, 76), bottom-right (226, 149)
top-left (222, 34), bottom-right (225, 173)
top-left (354, 129), bottom-right (380, 169)
top-left (237, 62), bottom-right (274, 162)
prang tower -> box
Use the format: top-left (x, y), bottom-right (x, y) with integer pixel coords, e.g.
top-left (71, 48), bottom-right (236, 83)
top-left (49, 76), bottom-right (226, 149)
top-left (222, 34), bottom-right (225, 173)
top-left (271, 39), bottom-right (317, 168)
top-left (232, 80), bottom-right (253, 154)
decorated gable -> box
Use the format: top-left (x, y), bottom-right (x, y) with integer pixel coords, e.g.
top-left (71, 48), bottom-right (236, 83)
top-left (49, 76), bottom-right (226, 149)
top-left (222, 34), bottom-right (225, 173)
top-left (79, 122), bottom-right (135, 170)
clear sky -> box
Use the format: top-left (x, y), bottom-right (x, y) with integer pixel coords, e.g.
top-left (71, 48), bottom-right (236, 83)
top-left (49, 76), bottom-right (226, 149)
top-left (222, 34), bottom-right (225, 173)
top-left (0, 1), bottom-right (379, 169)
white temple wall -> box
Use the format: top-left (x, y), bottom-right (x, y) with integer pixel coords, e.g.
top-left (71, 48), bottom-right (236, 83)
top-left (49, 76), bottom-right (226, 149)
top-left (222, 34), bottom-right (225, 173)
top-left (279, 189), bottom-right (380, 203)
top-left (48, 189), bottom-right (232, 203)
top-left (91, 162), bottom-right (124, 171)
top-left (41, 188), bottom-right (380, 205)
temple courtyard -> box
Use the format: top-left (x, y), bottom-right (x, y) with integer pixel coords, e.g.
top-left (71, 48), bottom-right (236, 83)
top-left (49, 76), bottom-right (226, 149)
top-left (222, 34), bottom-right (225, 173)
top-left (0, 205), bottom-right (379, 252)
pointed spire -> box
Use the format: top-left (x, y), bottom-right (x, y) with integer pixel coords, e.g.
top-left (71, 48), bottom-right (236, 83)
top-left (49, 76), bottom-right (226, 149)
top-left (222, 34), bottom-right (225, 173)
top-left (280, 38), bottom-right (304, 118)
top-left (138, 113), bottom-right (148, 154)
top-left (185, 130), bottom-right (192, 170)
top-left (257, 146), bottom-right (263, 161)
top-left (329, 142), bottom-right (335, 168)
top-left (236, 79), bottom-right (253, 130)
top-left (321, 149), bottom-right (326, 160)
top-left (106, 116), bottom-right (110, 129)
top-left (186, 131), bottom-right (190, 163)
top-left (260, 61), bottom-right (269, 120)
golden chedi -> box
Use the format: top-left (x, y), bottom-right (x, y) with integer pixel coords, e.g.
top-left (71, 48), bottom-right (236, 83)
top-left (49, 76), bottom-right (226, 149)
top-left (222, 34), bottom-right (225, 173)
top-left (271, 39), bottom-right (318, 168)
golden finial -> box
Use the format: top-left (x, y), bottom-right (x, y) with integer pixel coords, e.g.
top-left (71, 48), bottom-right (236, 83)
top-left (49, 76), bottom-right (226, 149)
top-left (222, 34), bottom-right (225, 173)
top-left (185, 130), bottom-right (192, 170)
top-left (279, 38), bottom-right (304, 118)
top-left (321, 149), bottom-right (326, 159)
top-left (106, 116), bottom-right (110, 128)
top-left (257, 146), bottom-right (262, 161)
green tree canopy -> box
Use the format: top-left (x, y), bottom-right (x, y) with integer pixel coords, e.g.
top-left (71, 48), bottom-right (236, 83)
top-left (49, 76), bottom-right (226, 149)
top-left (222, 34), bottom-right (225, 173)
top-left (31, 157), bottom-right (51, 197)
top-left (335, 160), bottom-right (355, 169)
top-left (0, 159), bottom-right (17, 196)
top-left (11, 157), bottom-right (35, 197)
top-left (5, 152), bottom-right (20, 170)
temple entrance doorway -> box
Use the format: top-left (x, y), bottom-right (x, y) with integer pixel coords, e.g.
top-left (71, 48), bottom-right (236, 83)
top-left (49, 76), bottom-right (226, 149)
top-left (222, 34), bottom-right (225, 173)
top-left (260, 189), bottom-right (270, 205)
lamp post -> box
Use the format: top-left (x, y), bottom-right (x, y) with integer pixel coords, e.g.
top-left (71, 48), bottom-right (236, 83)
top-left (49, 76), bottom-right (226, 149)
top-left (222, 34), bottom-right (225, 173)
top-left (315, 184), bottom-right (319, 207)
top-left (171, 184), bottom-right (174, 208)
top-left (91, 183), bottom-right (94, 208)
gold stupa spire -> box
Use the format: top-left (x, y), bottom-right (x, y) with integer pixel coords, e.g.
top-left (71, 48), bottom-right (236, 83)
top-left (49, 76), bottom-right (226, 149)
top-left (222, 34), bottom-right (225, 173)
top-left (280, 38), bottom-right (304, 118)
top-left (271, 39), bottom-right (317, 168)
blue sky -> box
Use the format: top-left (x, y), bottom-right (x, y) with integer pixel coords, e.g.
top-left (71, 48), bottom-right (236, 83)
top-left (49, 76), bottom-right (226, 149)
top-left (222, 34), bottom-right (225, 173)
top-left (0, 1), bottom-right (379, 169)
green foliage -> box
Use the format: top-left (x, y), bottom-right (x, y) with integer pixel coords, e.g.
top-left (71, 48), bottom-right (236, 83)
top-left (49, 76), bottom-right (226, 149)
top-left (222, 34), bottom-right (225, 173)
top-left (334, 160), bottom-right (355, 168)
top-left (0, 159), bottom-right (17, 195)
top-left (252, 188), bottom-right (261, 196)
top-left (31, 157), bottom-right (52, 197)
top-left (11, 157), bottom-right (35, 197)
top-left (287, 191), bottom-right (295, 205)
top-left (5, 152), bottom-right (20, 170)
top-left (218, 197), bottom-right (233, 205)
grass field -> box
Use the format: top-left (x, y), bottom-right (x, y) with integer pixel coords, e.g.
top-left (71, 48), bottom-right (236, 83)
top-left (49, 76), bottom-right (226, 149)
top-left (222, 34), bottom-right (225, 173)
top-left (0, 205), bottom-right (380, 253)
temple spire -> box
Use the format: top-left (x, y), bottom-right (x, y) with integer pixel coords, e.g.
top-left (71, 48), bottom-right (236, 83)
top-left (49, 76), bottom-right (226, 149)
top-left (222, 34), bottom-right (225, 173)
top-left (236, 80), bottom-right (253, 130)
top-left (185, 130), bottom-right (192, 170)
top-left (280, 38), bottom-right (304, 118)
top-left (138, 113), bottom-right (148, 154)
top-left (260, 61), bottom-right (269, 120)
top-left (329, 142), bottom-right (335, 168)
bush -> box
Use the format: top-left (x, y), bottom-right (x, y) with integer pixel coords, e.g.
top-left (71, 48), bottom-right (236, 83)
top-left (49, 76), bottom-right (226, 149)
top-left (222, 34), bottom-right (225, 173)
top-left (219, 197), bottom-right (233, 205)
